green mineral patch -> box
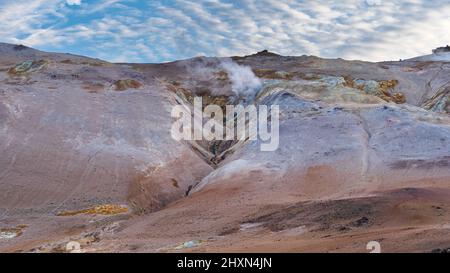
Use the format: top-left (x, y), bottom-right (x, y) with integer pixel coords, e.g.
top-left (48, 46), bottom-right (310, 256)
top-left (8, 60), bottom-right (49, 75)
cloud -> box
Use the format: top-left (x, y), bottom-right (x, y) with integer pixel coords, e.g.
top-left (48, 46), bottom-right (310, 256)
top-left (366, 0), bottom-right (382, 6)
top-left (66, 0), bottom-right (81, 5)
top-left (0, 0), bottom-right (64, 45)
top-left (0, 0), bottom-right (449, 62)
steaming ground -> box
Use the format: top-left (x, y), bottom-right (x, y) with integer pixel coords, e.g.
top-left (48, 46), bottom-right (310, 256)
top-left (0, 43), bottom-right (450, 252)
top-left (177, 57), bottom-right (261, 99)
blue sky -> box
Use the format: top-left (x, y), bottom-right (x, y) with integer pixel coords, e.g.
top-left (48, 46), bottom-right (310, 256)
top-left (0, 0), bottom-right (449, 63)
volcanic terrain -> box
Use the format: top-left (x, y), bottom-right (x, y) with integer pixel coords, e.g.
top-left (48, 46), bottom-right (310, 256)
top-left (0, 43), bottom-right (450, 252)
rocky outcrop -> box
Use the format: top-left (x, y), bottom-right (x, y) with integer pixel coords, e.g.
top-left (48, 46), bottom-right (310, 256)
top-left (432, 45), bottom-right (450, 54)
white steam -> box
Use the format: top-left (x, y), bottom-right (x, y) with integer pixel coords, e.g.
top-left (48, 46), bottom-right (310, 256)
top-left (219, 59), bottom-right (262, 98)
top-left (179, 57), bottom-right (261, 99)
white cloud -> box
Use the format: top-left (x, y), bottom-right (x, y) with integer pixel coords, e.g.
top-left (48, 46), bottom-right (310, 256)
top-left (366, 0), bottom-right (382, 6)
top-left (0, 0), bottom-right (64, 45)
top-left (0, 0), bottom-right (449, 62)
top-left (66, 0), bottom-right (81, 5)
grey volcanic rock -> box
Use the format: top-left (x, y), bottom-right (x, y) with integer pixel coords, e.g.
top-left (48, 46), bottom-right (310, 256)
top-left (1, 43), bottom-right (450, 252)
top-left (0, 43), bottom-right (212, 216)
top-left (432, 45), bottom-right (450, 54)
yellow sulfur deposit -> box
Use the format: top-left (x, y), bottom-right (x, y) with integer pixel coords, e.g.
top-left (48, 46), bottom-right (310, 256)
top-left (113, 79), bottom-right (143, 91)
top-left (57, 204), bottom-right (128, 216)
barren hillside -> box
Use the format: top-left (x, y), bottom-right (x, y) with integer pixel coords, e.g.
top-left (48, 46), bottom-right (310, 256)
top-left (1, 43), bottom-right (449, 252)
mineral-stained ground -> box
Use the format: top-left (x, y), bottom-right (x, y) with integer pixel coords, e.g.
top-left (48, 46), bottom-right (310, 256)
top-left (0, 43), bottom-right (450, 252)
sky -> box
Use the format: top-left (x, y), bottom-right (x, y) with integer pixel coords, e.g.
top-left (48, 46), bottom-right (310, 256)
top-left (0, 0), bottom-right (449, 63)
